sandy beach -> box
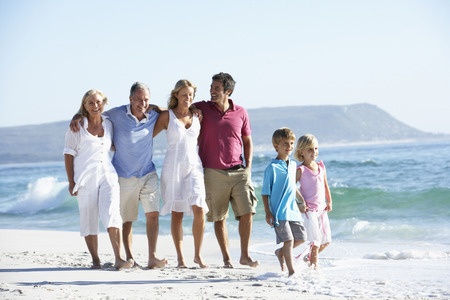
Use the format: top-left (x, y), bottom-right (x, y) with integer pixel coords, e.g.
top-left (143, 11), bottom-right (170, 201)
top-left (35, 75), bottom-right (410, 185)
top-left (0, 229), bottom-right (449, 299)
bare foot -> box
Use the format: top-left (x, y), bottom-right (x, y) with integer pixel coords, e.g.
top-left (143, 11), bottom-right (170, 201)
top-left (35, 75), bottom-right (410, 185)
top-left (194, 256), bottom-right (208, 268)
top-left (130, 259), bottom-right (141, 268)
top-left (115, 258), bottom-right (133, 270)
top-left (177, 260), bottom-right (187, 269)
top-left (90, 262), bottom-right (102, 269)
top-left (148, 257), bottom-right (168, 269)
top-left (223, 260), bottom-right (234, 268)
top-left (240, 257), bottom-right (259, 268)
top-left (275, 248), bottom-right (285, 271)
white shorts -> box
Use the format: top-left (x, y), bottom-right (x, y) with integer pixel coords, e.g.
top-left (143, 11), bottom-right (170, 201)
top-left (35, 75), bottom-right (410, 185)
top-left (119, 171), bottom-right (161, 222)
top-left (303, 210), bottom-right (332, 246)
top-left (76, 170), bottom-right (122, 237)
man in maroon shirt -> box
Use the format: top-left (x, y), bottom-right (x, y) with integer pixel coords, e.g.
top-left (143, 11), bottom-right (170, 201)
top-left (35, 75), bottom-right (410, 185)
top-left (194, 72), bottom-right (259, 268)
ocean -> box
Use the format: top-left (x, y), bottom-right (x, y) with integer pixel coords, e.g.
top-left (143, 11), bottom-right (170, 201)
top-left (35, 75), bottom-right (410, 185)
top-left (1, 140), bottom-right (449, 261)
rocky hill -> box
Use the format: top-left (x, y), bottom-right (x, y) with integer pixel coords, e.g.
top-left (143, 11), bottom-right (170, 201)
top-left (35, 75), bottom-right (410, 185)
top-left (0, 103), bottom-right (445, 164)
top-left (249, 103), bottom-right (434, 149)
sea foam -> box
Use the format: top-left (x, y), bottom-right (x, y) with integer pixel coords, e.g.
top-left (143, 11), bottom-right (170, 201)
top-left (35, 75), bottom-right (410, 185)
top-left (9, 176), bottom-right (68, 214)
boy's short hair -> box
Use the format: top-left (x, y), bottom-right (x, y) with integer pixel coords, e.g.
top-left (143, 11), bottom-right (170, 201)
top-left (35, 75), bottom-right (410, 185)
top-left (272, 127), bottom-right (296, 147)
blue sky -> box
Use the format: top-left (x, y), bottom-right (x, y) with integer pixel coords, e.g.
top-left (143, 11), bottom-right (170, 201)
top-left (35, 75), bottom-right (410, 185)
top-left (1, 0), bottom-right (449, 133)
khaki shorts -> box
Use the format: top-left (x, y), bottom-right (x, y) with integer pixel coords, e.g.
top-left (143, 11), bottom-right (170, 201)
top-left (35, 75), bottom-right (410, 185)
top-left (204, 167), bottom-right (257, 222)
top-left (119, 171), bottom-right (160, 222)
top-left (274, 221), bottom-right (306, 244)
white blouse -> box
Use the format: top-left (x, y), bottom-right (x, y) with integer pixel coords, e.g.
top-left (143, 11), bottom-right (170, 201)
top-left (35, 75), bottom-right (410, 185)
top-left (63, 116), bottom-right (117, 192)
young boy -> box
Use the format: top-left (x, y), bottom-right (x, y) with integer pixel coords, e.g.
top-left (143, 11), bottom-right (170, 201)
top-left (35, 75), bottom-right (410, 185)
top-left (261, 127), bottom-right (307, 276)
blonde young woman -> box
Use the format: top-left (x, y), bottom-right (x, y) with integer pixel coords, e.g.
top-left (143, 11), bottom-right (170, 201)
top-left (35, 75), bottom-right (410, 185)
top-left (153, 80), bottom-right (209, 268)
top-left (64, 89), bottom-right (132, 270)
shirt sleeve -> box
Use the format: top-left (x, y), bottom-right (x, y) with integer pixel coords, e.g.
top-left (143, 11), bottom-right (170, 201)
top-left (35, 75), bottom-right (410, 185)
top-left (261, 165), bottom-right (274, 196)
top-left (319, 160), bottom-right (326, 171)
top-left (103, 117), bottom-right (113, 132)
top-left (193, 101), bottom-right (207, 111)
top-left (63, 128), bottom-right (79, 157)
top-left (241, 108), bottom-right (252, 137)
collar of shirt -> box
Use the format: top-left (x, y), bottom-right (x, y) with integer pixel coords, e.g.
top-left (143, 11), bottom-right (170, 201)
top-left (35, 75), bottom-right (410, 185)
top-left (208, 99), bottom-right (236, 113)
top-left (272, 157), bottom-right (290, 169)
top-left (126, 104), bottom-right (149, 124)
top-left (81, 116), bottom-right (108, 130)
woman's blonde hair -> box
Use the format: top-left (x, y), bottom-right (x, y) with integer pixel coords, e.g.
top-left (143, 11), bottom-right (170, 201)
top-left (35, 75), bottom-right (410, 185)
top-left (294, 134), bottom-right (318, 162)
top-left (78, 89), bottom-right (108, 117)
top-left (168, 79), bottom-right (197, 109)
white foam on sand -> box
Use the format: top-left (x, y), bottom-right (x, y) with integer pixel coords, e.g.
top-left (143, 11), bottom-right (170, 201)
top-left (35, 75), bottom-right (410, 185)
top-left (0, 229), bottom-right (449, 299)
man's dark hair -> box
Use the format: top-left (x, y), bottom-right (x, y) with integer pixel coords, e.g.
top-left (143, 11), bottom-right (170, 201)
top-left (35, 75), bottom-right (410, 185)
top-left (212, 72), bottom-right (236, 95)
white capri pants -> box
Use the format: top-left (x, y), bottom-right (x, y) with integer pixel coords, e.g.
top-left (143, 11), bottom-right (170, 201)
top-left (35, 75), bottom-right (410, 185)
top-left (76, 170), bottom-right (123, 236)
top-left (303, 209), bottom-right (332, 246)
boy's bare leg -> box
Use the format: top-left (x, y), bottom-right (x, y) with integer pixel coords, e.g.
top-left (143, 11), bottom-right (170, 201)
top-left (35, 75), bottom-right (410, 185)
top-left (275, 248), bottom-right (285, 271)
top-left (283, 240), bottom-right (295, 276)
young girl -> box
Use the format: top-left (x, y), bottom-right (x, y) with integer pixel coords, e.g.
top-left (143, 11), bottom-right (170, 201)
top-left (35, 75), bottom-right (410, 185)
top-left (294, 134), bottom-right (332, 269)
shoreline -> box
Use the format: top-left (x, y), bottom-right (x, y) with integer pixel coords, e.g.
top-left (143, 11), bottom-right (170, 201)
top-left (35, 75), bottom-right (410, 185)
top-left (1, 229), bottom-right (449, 299)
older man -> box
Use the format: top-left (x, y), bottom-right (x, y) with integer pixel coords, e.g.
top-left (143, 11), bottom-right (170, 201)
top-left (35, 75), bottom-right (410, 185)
top-left (70, 82), bottom-right (167, 269)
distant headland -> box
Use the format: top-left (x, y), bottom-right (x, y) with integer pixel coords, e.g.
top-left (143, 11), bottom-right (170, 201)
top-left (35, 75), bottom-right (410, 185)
top-left (0, 103), bottom-right (447, 164)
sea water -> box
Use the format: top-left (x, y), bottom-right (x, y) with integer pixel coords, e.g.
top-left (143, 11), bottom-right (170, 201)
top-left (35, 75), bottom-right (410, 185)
top-left (1, 140), bottom-right (449, 260)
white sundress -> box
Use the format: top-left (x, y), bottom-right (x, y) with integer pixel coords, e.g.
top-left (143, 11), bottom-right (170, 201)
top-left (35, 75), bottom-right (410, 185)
top-left (159, 110), bottom-right (208, 216)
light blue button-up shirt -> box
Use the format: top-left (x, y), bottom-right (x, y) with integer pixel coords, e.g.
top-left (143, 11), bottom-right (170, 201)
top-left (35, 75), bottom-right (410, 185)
top-left (261, 158), bottom-right (302, 226)
top-left (104, 105), bottom-right (159, 178)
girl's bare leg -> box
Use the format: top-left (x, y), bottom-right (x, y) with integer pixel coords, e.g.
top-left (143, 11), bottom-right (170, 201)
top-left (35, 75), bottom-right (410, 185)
top-left (319, 242), bottom-right (329, 254)
top-left (309, 245), bottom-right (320, 269)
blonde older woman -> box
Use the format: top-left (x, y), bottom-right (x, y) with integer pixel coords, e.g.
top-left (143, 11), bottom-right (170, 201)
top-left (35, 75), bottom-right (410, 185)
top-left (64, 89), bottom-right (132, 270)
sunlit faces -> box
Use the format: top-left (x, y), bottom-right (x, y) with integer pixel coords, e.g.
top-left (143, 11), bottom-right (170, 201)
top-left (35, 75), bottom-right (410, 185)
top-left (176, 86), bottom-right (195, 107)
top-left (130, 88), bottom-right (150, 116)
top-left (210, 80), bottom-right (230, 103)
top-left (84, 93), bottom-right (105, 116)
top-left (275, 139), bottom-right (295, 158)
top-left (301, 143), bottom-right (319, 163)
